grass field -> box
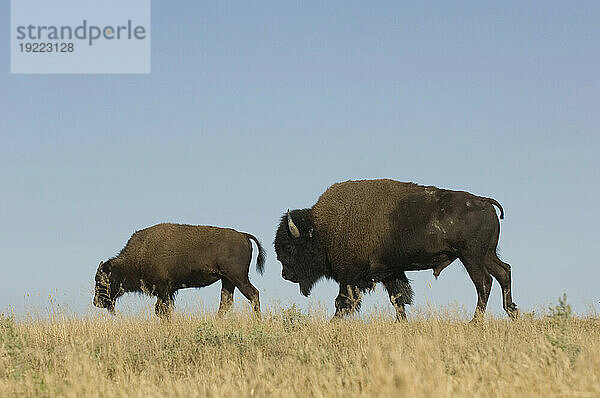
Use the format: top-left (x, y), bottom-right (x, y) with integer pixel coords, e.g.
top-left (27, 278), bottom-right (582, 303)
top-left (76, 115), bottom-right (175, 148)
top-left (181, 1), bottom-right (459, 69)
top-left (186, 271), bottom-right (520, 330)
top-left (1, 301), bottom-right (598, 397)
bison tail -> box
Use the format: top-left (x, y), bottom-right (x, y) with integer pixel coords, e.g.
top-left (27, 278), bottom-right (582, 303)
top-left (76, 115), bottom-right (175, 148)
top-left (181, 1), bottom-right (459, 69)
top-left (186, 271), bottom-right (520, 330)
top-left (244, 233), bottom-right (266, 275)
top-left (482, 197), bottom-right (505, 220)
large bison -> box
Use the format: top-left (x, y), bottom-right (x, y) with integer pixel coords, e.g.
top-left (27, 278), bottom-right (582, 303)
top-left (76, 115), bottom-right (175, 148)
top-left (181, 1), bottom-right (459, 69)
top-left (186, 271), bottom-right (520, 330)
top-left (274, 179), bottom-right (518, 322)
top-left (93, 223), bottom-right (265, 319)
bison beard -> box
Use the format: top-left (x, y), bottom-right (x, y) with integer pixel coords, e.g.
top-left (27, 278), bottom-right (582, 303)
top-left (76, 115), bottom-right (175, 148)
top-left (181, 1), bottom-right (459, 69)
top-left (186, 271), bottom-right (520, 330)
top-left (93, 223), bottom-right (265, 319)
top-left (274, 179), bottom-right (518, 322)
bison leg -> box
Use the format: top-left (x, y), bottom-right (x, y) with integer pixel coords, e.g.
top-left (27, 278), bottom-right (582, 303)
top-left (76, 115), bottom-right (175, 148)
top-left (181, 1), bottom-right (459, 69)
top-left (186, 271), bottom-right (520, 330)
top-left (333, 284), bottom-right (362, 319)
top-left (217, 278), bottom-right (235, 317)
top-left (485, 253), bottom-right (519, 320)
top-left (155, 294), bottom-right (174, 320)
top-left (151, 282), bottom-right (176, 320)
top-left (229, 277), bottom-right (261, 318)
top-left (461, 258), bottom-right (493, 323)
top-left (383, 275), bottom-right (414, 321)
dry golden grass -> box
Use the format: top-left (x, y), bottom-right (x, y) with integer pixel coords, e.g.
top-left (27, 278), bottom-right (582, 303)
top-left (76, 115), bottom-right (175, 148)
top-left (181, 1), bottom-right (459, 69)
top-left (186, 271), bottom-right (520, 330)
top-left (1, 304), bottom-right (599, 398)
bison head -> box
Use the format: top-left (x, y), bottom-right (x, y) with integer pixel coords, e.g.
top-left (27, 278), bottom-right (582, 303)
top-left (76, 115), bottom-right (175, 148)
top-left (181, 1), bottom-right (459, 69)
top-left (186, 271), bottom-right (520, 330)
top-left (93, 260), bottom-right (123, 314)
top-left (274, 209), bottom-right (329, 296)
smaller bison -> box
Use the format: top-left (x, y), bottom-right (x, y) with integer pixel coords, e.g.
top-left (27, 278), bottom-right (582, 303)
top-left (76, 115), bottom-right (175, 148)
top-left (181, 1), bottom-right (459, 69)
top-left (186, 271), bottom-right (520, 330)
top-left (93, 223), bottom-right (265, 319)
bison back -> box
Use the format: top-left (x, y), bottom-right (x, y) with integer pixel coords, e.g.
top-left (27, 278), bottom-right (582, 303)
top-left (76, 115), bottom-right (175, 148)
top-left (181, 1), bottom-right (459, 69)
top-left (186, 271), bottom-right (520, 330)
top-left (312, 180), bottom-right (414, 266)
top-left (117, 223), bottom-right (251, 281)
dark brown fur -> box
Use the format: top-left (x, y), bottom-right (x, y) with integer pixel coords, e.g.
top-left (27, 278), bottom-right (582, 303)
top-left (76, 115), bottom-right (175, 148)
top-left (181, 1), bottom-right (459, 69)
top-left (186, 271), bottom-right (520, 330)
top-left (275, 179), bottom-right (518, 322)
top-left (93, 223), bottom-right (265, 319)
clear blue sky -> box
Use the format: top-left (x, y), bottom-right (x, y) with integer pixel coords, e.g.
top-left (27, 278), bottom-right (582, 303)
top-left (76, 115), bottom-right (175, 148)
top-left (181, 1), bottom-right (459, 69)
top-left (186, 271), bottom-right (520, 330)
top-left (1, 1), bottom-right (598, 318)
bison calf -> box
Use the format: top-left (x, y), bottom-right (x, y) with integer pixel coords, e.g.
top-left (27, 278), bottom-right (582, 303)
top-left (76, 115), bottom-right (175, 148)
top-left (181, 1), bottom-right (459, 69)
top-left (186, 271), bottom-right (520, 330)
top-left (93, 223), bottom-right (265, 319)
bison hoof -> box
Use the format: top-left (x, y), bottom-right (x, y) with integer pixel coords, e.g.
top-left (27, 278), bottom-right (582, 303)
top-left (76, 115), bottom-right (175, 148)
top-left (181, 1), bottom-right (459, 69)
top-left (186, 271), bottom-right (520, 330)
top-left (508, 307), bottom-right (520, 320)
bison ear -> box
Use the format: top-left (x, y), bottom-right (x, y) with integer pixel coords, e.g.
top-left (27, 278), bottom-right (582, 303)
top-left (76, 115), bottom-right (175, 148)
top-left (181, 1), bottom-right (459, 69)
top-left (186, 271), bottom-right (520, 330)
top-left (287, 209), bottom-right (300, 238)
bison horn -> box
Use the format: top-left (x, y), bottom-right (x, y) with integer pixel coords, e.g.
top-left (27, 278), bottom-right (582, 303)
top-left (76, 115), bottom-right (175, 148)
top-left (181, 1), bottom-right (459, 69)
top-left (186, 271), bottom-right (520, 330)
top-left (287, 209), bottom-right (300, 238)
